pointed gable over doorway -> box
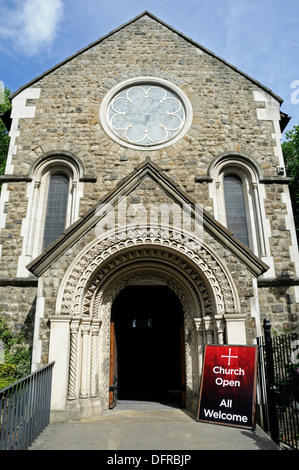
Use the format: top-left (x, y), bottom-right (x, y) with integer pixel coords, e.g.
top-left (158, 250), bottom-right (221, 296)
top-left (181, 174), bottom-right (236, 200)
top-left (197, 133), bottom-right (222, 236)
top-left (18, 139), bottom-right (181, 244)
top-left (27, 158), bottom-right (269, 278)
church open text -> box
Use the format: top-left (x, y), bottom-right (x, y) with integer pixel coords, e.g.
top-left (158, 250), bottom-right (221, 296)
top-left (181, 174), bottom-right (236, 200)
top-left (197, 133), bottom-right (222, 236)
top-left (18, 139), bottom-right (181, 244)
top-left (215, 377), bottom-right (241, 388)
top-left (213, 366), bottom-right (245, 376)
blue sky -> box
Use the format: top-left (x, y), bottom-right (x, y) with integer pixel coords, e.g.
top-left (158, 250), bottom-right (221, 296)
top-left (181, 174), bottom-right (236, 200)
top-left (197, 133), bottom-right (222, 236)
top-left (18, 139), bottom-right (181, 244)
top-left (0, 0), bottom-right (298, 139)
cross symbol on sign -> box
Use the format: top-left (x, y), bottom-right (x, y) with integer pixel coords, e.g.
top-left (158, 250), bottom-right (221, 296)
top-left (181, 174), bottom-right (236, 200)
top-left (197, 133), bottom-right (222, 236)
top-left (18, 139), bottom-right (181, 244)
top-left (221, 348), bottom-right (238, 366)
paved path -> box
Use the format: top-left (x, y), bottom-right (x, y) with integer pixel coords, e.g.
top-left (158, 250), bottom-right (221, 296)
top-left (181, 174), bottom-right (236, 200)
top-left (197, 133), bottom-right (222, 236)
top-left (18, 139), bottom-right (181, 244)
top-left (29, 401), bottom-right (279, 451)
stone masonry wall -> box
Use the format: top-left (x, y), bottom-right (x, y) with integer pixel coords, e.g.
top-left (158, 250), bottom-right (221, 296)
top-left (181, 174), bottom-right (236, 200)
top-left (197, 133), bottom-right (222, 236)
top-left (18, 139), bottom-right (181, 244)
top-left (28, 173), bottom-right (257, 367)
top-left (0, 15), bottom-right (298, 344)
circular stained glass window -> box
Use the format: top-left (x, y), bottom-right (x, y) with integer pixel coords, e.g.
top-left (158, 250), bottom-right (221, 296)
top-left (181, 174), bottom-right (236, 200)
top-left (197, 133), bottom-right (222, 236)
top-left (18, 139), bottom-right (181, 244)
top-left (100, 78), bottom-right (193, 150)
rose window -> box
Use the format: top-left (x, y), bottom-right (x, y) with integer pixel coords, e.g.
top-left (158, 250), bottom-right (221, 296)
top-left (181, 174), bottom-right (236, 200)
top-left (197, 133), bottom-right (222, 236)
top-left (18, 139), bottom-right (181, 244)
top-left (100, 78), bottom-right (192, 150)
top-left (107, 85), bottom-right (185, 146)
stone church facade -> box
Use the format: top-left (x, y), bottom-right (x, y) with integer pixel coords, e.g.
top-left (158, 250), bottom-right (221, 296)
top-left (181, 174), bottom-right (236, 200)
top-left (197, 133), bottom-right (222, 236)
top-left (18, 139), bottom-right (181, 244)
top-left (0, 12), bottom-right (298, 421)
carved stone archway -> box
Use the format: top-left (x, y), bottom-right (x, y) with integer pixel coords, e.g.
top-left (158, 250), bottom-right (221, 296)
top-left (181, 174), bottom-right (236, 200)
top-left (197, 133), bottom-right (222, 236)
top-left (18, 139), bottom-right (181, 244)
top-left (66, 255), bottom-right (228, 415)
top-left (58, 225), bottom-right (240, 318)
top-left (96, 260), bottom-right (202, 412)
top-left (50, 227), bottom-right (242, 420)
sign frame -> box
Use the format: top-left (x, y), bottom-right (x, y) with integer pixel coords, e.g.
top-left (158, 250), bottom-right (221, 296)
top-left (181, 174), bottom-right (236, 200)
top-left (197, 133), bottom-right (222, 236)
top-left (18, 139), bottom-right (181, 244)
top-left (197, 344), bottom-right (258, 430)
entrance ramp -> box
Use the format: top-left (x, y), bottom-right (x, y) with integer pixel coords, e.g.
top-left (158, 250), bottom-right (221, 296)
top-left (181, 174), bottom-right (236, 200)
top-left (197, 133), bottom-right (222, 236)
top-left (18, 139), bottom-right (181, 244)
top-left (29, 401), bottom-right (279, 450)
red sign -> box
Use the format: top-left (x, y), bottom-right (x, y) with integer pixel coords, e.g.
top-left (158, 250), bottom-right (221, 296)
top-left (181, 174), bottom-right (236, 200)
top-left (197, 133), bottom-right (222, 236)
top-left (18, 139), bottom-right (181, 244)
top-left (197, 345), bottom-right (258, 429)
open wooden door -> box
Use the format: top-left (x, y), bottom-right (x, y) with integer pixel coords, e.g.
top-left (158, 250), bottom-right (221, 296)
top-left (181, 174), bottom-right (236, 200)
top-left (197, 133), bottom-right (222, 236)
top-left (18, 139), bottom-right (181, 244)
top-left (180, 320), bottom-right (186, 408)
top-left (109, 321), bottom-right (118, 408)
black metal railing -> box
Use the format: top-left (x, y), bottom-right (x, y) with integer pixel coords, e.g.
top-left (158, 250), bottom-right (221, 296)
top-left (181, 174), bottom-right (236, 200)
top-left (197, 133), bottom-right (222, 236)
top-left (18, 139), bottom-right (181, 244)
top-left (260, 319), bottom-right (298, 450)
top-left (0, 362), bottom-right (54, 450)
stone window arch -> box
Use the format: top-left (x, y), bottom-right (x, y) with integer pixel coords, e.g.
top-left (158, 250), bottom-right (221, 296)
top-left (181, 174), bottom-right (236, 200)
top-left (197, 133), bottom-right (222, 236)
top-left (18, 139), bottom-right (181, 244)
top-left (212, 155), bottom-right (267, 257)
top-left (24, 154), bottom-right (81, 260)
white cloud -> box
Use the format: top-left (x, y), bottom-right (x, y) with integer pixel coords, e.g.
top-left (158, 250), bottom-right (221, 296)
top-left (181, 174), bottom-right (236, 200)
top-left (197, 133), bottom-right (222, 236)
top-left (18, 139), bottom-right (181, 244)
top-left (0, 0), bottom-right (64, 56)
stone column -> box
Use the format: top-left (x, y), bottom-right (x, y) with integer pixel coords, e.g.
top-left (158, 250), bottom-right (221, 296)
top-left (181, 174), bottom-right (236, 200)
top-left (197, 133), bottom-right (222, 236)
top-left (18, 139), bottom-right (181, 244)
top-left (193, 318), bottom-right (204, 388)
top-left (252, 182), bottom-right (266, 256)
top-left (90, 320), bottom-right (101, 397)
top-left (67, 319), bottom-right (80, 400)
top-left (71, 180), bottom-right (77, 223)
top-left (214, 314), bottom-right (225, 344)
top-left (80, 320), bottom-right (91, 398)
top-left (203, 316), bottom-right (214, 344)
top-left (25, 181), bottom-right (40, 256)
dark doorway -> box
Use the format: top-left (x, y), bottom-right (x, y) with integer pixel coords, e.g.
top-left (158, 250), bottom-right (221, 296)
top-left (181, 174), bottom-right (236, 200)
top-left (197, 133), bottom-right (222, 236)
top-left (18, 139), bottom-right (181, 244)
top-left (110, 285), bottom-right (185, 407)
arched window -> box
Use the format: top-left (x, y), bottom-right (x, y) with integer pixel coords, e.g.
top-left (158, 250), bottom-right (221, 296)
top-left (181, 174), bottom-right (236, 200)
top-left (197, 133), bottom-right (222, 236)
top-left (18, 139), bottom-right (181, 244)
top-left (223, 174), bottom-right (249, 246)
top-left (210, 155), bottom-right (268, 257)
top-left (20, 154), bottom-right (82, 263)
top-left (42, 172), bottom-right (69, 250)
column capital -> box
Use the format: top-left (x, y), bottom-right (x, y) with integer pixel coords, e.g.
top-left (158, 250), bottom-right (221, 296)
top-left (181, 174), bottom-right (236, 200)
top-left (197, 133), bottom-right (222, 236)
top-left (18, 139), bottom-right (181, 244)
top-left (193, 317), bottom-right (204, 333)
top-left (70, 319), bottom-right (80, 334)
top-left (91, 320), bottom-right (102, 335)
top-left (81, 319), bottom-right (91, 335)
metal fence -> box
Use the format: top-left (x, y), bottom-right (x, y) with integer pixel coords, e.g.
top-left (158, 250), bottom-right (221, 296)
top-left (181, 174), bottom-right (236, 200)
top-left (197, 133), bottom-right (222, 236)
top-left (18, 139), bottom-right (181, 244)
top-left (0, 361), bottom-right (54, 450)
top-left (259, 319), bottom-right (299, 450)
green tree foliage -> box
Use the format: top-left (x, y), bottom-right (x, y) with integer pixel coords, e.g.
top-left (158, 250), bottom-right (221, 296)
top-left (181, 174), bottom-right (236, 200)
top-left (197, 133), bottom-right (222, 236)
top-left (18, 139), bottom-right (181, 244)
top-left (0, 87), bottom-right (11, 181)
top-left (282, 124), bottom-right (299, 243)
top-left (0, 315), bottom-right (31, 388)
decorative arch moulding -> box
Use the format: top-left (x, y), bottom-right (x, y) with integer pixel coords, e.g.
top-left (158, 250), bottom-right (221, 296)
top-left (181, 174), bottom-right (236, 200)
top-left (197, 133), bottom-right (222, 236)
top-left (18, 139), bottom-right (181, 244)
top-left (27, 151), bottom-right (97, 182)
top-left (195, 152), bottom-right (292, 185)
top-left (57, 226), bottom-right (239, 320)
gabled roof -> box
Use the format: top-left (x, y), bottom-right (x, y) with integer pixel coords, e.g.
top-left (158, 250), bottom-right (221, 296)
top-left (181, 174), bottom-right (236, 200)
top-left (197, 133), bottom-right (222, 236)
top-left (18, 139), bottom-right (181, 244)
top-left (27, 157), bottom-right (269, 277)
top-left (11, 10), bottom-right (283, 104)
